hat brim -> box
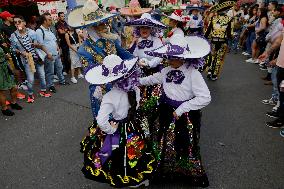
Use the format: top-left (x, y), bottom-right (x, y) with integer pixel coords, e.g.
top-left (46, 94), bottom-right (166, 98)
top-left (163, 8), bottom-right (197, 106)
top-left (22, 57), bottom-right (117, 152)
top-left (125, 18), bottom-right (167, 29)
top-left (119, 8), bottom-right (152, 16)
top-left (67, 5), bottom-right (118, 29)
top-left (209, 1), bottom-right (236, 12)
top-left (187, 6), bottom-right (205, 11)
top-left (145, 36), bottom-right (211, 59)
top-left (85, 57), bottom-right (138, 85)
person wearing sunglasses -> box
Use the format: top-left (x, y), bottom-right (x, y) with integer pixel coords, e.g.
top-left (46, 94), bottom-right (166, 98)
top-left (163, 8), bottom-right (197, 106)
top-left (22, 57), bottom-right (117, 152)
top-left (10, 15), bottom-right (52, 103)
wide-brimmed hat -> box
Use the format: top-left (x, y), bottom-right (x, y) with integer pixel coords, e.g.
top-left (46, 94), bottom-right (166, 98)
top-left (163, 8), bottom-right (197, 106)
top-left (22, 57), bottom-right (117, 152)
top-left (168, 9), bottom-right (184, 22)
top-left (120, 0), bottom-right (152, 16)
top-left (209, 0), bottom-right (236, 13)
top-left (67, 0), bottom-right (118, 28)
top-left (187, 4), bottom-right (205, 11)
top-left (85, 55), bottom-right (138, 85)
top-left (125, 13), bottom-right (167, 29)
top-left (145, 34), bottom-right (210, 60)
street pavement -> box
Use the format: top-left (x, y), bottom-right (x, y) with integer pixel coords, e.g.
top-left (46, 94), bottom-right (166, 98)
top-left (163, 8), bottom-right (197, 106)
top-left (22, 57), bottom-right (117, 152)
top-left (0, 52), bottom-right (284, 189)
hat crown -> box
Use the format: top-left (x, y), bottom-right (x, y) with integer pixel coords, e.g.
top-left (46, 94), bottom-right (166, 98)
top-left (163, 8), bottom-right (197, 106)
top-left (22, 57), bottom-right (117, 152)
top-left (129, 0), bottom-right (141, 8)
top-left (82, 0), bottom-right (99, 16)
top-left (141, 13), bottom-right (151, 19)
top-left (169, 34), bottom-right (187, 48)
top-left (102, 55), bottom-right (128, 77)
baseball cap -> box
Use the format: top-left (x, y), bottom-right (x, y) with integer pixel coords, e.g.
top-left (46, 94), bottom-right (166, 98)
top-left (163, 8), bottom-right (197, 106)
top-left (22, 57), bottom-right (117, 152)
top-left (0, 11), bottom-right (15, 20)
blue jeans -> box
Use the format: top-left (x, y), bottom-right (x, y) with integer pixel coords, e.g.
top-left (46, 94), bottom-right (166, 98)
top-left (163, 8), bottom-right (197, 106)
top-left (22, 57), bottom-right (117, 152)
top-left (24, 62), bottom-right (46, 95)
top-left (44, 55), bottom-right (65, 88)
top-left (272, 66), bottom-right (279, 101)
top-left (246, 32), bottom-right (256, 55)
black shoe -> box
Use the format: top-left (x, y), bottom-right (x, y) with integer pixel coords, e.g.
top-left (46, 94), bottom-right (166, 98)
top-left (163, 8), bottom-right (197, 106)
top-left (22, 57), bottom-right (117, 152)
top-left (49, 86), bottom-right (57, 93)
top-left (266, 111), bottom-right (279, 119)
top-left (10, 103), bottom-right (23, 110)
top-left (59, 81), bottom-right (70, 85)
top-left (266, 118), bottom-right (284, 128)
top-left (2, 109), bottom-right (15, 116)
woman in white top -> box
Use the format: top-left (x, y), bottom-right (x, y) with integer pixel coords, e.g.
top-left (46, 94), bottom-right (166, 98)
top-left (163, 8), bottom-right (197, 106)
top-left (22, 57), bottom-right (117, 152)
top-left (81, 55), bottom-right (154, 188)
top-left (65, 27), bottom-right (83, 84)
top-left (164, 10), bottom-right (185, 42)
top-left (140, 34), bottom-right (211, 187)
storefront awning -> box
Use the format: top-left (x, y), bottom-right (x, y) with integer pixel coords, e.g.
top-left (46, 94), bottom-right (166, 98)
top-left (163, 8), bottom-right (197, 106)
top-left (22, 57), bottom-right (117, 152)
top-left (0, 0), bottom-right (61, 7)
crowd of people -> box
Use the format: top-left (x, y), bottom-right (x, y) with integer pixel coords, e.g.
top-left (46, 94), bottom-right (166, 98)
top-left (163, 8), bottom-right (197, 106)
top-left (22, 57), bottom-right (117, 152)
top-left (226, 1), bottom-right (284, 135)
top-left (0, 0), bottom-right (284, 188)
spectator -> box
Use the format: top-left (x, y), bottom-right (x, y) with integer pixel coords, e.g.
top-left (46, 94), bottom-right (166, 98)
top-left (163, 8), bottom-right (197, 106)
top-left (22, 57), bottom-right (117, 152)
top-left (65, 27), bottom-right (83, 84)
top-left (36, 12), bottom-right (68, 93)
top-left (0, 11), bottom-right (26, 100)
top-left (0, 46), bottom-right (23, 116)
top-left (246, 7), bottom-right (268, 64)
top-left (0, 11), bottom-right (16, 37)
top-left (267, 1), bottom-right (278, 24)
top-left (26, 16), bottom-right (38, 31)
top-left (10, 15), bottom-right (51, 103)
top-left (55, 12), bottom-right (70, 75)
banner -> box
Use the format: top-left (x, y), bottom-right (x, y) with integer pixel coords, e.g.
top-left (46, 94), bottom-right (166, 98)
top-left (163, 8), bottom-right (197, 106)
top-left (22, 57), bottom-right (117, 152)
top-left (76, 0), bottom-right (125, 8)
top-left (37, 1), bottom-right (67, 20)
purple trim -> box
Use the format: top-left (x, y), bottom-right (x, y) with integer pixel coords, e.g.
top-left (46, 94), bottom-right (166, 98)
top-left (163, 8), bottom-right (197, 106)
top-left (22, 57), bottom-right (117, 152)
top-left (99, 129), bottom-right (120, 165)
top-left (160, 92), bottom-right (187, 108)
top-left (144, 35), bottom-right (212, 61)
top-left (125, 18), bottom-right (167, 29)
top-left (137, 39), bottom-right (154, 49)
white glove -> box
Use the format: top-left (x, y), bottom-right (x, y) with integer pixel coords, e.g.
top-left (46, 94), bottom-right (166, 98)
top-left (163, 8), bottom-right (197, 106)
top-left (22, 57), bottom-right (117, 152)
top-left (138, 58), bottom-right (149, 67)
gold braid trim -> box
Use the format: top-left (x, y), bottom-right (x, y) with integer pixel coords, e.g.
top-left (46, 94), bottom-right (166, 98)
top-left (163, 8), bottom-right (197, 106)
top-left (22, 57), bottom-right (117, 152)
top-left (209, 1), bottom-right (236, 12)
top-left (85, 157), bottom-right (155, 186)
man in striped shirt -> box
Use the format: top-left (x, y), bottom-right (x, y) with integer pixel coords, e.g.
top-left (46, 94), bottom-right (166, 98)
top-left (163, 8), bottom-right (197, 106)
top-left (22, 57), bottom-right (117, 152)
top-left (10, 15), bottom-right (52, 103)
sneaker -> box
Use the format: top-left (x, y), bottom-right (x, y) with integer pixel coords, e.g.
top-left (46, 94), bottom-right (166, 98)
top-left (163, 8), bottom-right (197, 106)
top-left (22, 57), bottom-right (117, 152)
top-left (245, 58), bottom-right (254, 63)
top-left (260, 66), bottom-right (268, 71)
top-left (63, 72), bottom-right (68, 76)
top-left (280, 129), bottom-right (284, 137)
top-left (27, 95), bottom-right (35, 103)
top-left (49, 86), bottom-right (57, 93)
top-left (78, 74), bottom-right (84, 79)
top-left (129, 180), bottom-right (149, 188)
top-left (210, 75), bottom-right (218, 81)
top-left (71, 77), bottom-right (78, 84)
top-left (39, 91), bottom-right (52, 98)
top-left (266, 111), bottom-right (279, 119)
top-left (53, 78), bottom-right (59, 83)
top-left (266, 118), bottom-right (284, 128)
top-left (59, 81), bottom-right (70, 85)
top-left (262, 98), bottom-right (277, 106)
top-left (242, 51), bottom-right (246, 55)
top-left (2, 109), bottom-right (15, 116)
top-left (272, 101), bottom-right (280, 112)
top-left (10, 103), bottom-right (23, 110)
top-left (17, 92), bottom-right (26, 100)
top-left (253, 59), bottom-right (259, 64)
top-left (54, 75), bottom-right (59, 80)
top-left (18, 83), bottom-right (28, 91)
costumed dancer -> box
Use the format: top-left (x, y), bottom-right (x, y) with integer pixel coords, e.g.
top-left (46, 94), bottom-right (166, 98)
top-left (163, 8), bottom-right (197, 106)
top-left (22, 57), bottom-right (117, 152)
top-left (186, 0), bottom-right (205, 35)
top-left (164, 9), bottom-right (185, 42)
top-left (125, 12), bottom-right (167, 126)
top-left (125, 13), bottom-right (166, 73)
top-left (139, 34), bottom-right (211, 187)
top-left (119, 0), bottom-right (152, 49)
top-left (81, 54), bottom-right (154, 188)
top-left (204, 0), bottom-right (235, 81)
top-left (67, 0), bottom-right (134, 118)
